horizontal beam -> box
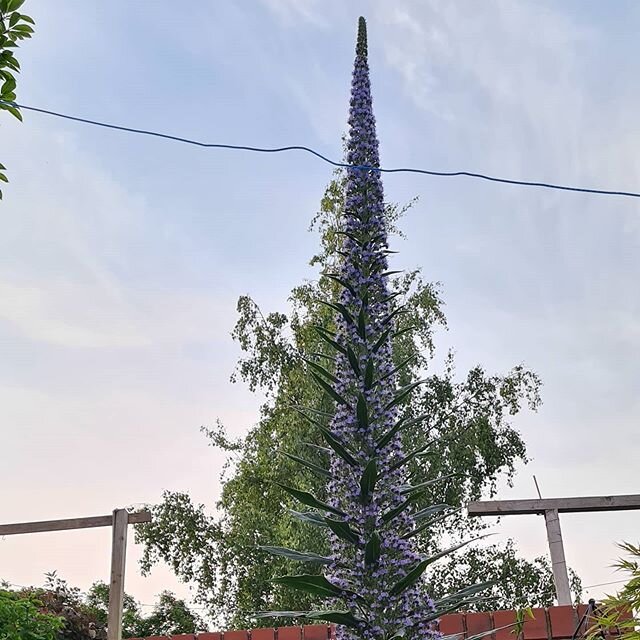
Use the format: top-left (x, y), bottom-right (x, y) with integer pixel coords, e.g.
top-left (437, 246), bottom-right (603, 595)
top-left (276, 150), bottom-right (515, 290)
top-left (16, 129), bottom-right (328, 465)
top-left (468, 494), bottom-right (640, 516)
top-left (0, 511), bottom-right (151, 536)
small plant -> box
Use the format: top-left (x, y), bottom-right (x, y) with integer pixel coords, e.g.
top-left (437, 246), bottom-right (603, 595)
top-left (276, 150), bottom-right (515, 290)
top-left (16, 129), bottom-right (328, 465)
top-left (589, 542), bottom-right (640, 640)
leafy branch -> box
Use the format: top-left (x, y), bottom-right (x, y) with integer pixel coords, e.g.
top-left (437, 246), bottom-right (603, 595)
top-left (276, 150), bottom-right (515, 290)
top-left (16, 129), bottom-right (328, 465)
top-left (0, 0), bottom-right (34, 199)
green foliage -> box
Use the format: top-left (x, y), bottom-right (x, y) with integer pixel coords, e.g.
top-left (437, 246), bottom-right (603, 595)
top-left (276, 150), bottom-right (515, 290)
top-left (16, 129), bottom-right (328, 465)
top-left (428, 540), bottom-right (582, 610)
top-left (133, 173), bottom-right (583, 627)
top-left (1, 574), bottom-right (203, 640)
top-left (0, 0), bottom-right (34, 198)
top-left (0, 588), bottom-right (62, 640)
top-left (589, 542), bottom-right (640, 640)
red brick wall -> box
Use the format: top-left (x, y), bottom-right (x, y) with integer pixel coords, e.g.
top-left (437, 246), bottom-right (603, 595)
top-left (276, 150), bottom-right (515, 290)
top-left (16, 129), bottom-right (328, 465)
top-left (129, 605), bottom-right (627, 640)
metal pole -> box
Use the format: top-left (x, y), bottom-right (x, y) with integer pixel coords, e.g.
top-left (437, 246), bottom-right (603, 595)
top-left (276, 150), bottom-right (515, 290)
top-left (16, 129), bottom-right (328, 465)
top-left (107, 509), bottom-right (129, 640)
top-left (544, 508), bottom-right (572, 605)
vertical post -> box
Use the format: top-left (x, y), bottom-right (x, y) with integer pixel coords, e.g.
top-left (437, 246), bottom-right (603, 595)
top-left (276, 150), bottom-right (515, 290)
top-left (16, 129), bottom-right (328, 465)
top-left (107, 509), bottom-right (129, 640)
top-left (544, 508), bottom-right (572, 605)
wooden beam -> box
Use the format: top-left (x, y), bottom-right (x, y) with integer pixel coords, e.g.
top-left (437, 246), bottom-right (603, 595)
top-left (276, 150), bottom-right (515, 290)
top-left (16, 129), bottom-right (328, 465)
top-left (107, 509), bottom-right (128, 640)
top-left (0, 511), bottom-right (151, 536)
top-left (544, 508), bottom-right (572, 605)
top-left (467, 494), bottom-right (640, 516)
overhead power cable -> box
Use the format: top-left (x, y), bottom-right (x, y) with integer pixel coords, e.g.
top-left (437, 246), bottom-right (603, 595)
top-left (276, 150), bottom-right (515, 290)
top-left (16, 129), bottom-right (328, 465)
top-left (2, 99), bottom-right (640, 199)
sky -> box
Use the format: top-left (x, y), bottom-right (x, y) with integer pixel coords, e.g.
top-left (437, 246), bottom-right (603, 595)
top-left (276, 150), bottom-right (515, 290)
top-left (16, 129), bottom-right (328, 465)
top-left (1, 0), bottom-right (639, 619)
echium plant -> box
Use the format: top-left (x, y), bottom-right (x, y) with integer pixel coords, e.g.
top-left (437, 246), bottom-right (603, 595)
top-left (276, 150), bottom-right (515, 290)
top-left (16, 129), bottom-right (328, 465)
top-left (258, 17), bottom-right (489, 640)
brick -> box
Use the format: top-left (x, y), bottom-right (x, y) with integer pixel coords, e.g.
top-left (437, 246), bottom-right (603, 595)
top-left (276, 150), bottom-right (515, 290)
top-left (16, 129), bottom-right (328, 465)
top-left (199, 634), bottom-right (223, 640)
top-left (278, 628), bottom-right (302, 640)
top-left (225, 632), bottom-right (249, 640)
top-left (494, 610), bottom-right (517, 640)
top-left (303, 626), bottom-right (330, 640)
top-left (439, 613), bottom-right (465, 637)
top-left (467, 612), bottom-right (493, 639)
top-left (252, 629), bottom-right (276, 640)
top-left (523, 609), bottom-right (548, 640)
top-left (548, 606), bottom-right (578, 638)
top-left (145, 636), bottom-right (170, 640)
top-left (172, 635), bottom-right (195, 640)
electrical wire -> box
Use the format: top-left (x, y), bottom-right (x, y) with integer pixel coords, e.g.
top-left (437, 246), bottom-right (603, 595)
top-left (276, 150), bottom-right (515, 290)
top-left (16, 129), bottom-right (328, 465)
top-left (2, 99), bottom-right (640, 199)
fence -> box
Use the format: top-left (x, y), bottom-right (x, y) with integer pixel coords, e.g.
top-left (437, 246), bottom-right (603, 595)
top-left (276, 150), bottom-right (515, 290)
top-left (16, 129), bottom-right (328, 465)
top-left (129, 604), bottom-right (628, 640)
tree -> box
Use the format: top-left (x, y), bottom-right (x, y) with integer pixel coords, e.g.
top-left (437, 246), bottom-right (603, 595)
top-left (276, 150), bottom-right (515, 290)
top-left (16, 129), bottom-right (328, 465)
top-left (135, 22), bottom-right (583, 629)
top-left (84, 581), bottom-right (205, 638)
top-left (0, 0), bottom-right (35, 199)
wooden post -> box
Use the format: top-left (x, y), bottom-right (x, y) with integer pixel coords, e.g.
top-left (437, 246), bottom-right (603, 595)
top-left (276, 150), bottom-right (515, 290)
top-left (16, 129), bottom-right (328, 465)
top-left (107, 509), bottom-right (129, 640)
top-left (544, 508), bottom-right (572, 605)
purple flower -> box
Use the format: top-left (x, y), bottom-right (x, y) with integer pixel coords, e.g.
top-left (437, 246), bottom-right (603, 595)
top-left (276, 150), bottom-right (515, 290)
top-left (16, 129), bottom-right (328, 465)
top-left (322, 16), bottom-right (440, 640)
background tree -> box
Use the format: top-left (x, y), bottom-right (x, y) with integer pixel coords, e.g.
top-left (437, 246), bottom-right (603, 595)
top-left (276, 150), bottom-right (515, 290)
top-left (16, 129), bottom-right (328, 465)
top-left (137, 168), bottom-right (580, 627)
top-left (0, 0), bottom-right (34, 198)
top-left (0, 574), bottom-right (203, 640)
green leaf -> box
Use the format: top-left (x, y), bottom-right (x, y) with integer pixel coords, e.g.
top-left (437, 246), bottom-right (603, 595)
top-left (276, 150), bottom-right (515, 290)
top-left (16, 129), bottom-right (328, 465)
top-left (433, 581), bottom-right (493, 611)
top-left (319, 427), bottom-right (358, 467)
top-left (377, 355), bottom-right (415, 384)
top-left (4, 104), bottom-right (21, 120)
top-left (346, 345), bottom-right (361, 376)
top-left (372, 327), bottom-right (392, 353)
top-left (300, 442), bottom-right (331, 456)
top-left (359, 458), bottom-right (377, 503)
top-left (319, 300), bottom-right (356, 328)
top-left (382, 492), bottom-right (425, 525)
top-left (18, 14), bottom-right (35, 26)
top-left (323, 273), bottom-right (357, 297)
top-left (11, 23), bottom-right (33, 34)
top-left (389, 558), bottom-right (431, 596)
top-left (313, 325), bottom-right (347, 356)
top-left (356, 393), bottom-right (368, 430)
top-left (364, 531), bottom-right (381, 566)
top-left (389, 440), bottom-right (434, 472)
top-left (271, 574), bottom-right (345, 598)
top-left (303, 357), bottom-right (339, 385)
top-left (381, 305), bottom-right (408, 327)
top-left (399, 473), bottom-right (458, 496)
top-left (310, 372), bottom-right (349, 407)
top-left (7, 0), bottom-right (26, 11)
top-left (277, 484), bottom-right (345, 517)
top-left (0, 172), bottom-right (7, 183)
top-left (402, 507), bottom-right (462, 540)
top-left (413, 503), bottom-right (453, 522)
top-left (282, 452), bottom-right (330, 478)
top-left (357, 307), bottom-right (366, 338)
top-left (364, 360), bottom-right (374, 389)
top-left (292, 405), bottom-right (333, 421)
top-left (305, 610), bottom-right (363, 628)
top-left (385, 380), bottom-right (426, 411)
top-left (259, 546), bottom-right (332, 564)
top-left (288, 510), bottom-right (328, 528)
top-left (0, 162), bottom-right (6, 169)
top-left (253, 610), bottom-right (363, 629)
top-left (325, 517), bottom-right (360, 545)
top-left (8, 12), bottom-right (20, 27)
top-left (381, 270), bottom-right (403, 278)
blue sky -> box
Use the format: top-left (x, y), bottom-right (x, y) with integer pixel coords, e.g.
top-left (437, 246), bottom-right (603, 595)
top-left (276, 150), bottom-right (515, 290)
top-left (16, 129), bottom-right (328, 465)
top-left (2, 0), bottom-right (639, 612)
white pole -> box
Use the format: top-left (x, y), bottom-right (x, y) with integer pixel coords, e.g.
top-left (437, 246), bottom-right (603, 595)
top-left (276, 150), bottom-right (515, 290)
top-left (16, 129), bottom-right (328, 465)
top-left (544, 508), bottom-right (572, 605)
top-left (107, 509), bottom-right (129, 640)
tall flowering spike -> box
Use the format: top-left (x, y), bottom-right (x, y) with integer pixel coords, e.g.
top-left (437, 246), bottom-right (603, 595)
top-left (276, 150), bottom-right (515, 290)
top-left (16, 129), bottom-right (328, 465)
top-left (324, 16), bottom-right (439, 640)
top-left (259, 16), bottom-right (482, 639)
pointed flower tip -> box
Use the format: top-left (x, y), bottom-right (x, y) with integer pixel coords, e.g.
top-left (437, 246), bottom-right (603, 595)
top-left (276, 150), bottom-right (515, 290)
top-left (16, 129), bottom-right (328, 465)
top-left (356, 16), bottom-right (368, 58)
